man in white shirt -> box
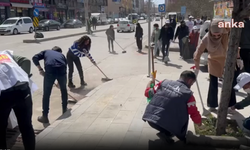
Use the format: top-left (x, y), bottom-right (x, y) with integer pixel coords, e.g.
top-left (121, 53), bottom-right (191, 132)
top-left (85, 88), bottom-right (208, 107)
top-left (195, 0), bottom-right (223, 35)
top-left (0, 50), bottom-right (35, 150)
top-left (186, 16), bottom-right (194, 33)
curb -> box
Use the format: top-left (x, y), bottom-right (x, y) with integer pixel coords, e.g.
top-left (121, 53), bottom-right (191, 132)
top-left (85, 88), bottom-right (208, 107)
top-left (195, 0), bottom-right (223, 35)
top-left (144, 44), bottom-right (180, 52)
top-left (23, 22), bottom-right (147, 43)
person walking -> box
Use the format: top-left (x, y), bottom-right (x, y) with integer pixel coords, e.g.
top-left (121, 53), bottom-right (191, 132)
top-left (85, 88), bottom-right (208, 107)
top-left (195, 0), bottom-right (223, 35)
top-left (170, 16), bottom-right (177, 30)
top-left (87, 19), bottom-right (93, 34)
top-left (189, 26), bottom-right (200, 58)
top-left (105, 25), bottom-right (115, 53)
top-left (151, 23), bottom-right (161, 58)
top-left (32, 46), bottom-right (68, 123)
top-left (193, 19), bottom-right (243, 112)
top-left (174, 21), bottom-right (189, 58)
top-left (135, 23), bottom-right (143, 52)
top-left (159, 20), bottom-right (174, 62)
top-left (186, 16), bottom-right (194, 33)
top-left (92, 17), bottom-right (97, 30)
top-left (0, 50), bottom-right (35, 150)
top-left (67, 35), bottom-right (96, 88)
top-left (143, 70), bottom-right (201, 143)
top-left (239, 17), bottom-right (250, 73)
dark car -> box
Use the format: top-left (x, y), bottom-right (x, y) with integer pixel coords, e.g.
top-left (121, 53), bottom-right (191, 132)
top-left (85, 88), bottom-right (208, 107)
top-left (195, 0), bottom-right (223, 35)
top-left (63, 19), bottom-right (83, 28)
top-left (38, 19), bottom-right (61, 31)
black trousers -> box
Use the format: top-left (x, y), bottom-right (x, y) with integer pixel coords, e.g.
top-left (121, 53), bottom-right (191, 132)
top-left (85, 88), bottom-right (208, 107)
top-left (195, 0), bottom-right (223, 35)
top-left (107, 38), bottom-right (114, 51)
top-left (207, 70), bottom-right (239, 108)
top-left (67, 51), bottom-right (84, 81)
top-left (136, 37), bottom-right (142, 50)
top-left (240, 49), bottom-right (250, 73)
top-left (92, 23), bottom-right (97, 30)
top-left (0, 82), bottom-right (35, 150)
top-left (162, 40), bottom-right (170, 59)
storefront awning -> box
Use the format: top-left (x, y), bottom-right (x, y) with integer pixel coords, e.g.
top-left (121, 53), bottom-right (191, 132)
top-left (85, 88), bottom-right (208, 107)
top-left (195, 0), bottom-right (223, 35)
top-left (11, 3), bottom-right (33, 8)
top-left (35, 7), bottom-right (49, 12)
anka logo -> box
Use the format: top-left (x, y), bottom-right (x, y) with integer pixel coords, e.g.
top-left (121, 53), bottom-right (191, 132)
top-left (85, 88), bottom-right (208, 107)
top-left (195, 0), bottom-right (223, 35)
top-left (218, 19), bottom-right (244, 28)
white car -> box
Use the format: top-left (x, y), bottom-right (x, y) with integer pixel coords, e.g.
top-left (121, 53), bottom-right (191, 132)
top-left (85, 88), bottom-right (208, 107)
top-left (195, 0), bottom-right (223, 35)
top-left (117, 20), bottom-right (135, 32)
top-left (0, 17), bottom-right (34, 35)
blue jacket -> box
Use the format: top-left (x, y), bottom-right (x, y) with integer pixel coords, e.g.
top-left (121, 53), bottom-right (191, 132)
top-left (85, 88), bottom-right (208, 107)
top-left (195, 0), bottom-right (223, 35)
top-left (69, 42), bottom-right (95, 63)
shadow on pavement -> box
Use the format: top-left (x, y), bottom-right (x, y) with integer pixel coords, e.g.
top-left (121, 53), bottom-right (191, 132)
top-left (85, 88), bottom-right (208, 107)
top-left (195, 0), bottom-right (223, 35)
top-left (184, 59), bottom-right (194, 64)
top-left (169, 47), bottom-right (180, 52)
top-left (57, 108), bottom-right (72, 120)
top-left (166, 62), bottom-right (182, 69)
top-left (138, 51), bottom-right (147, 55)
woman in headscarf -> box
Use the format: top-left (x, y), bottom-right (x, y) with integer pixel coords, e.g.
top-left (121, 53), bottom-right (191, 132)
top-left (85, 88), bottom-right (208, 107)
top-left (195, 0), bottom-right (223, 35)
top-left (193, 19), bottom-right (243, 112)
top-left (135, 23), bottom-right (143, 52)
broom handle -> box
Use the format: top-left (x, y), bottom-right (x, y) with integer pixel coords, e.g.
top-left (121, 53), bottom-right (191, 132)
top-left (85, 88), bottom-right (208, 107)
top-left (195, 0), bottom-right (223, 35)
top-left (195, 80), bottom-right (206, 109)
top-left (95, 65), bottom-right (109, 78)
top-left (151, 46), bottom-right (154, 72)
top-left (108, 35), bottom-right (125, 51)
top-left (53, 83), bottom-right (77, 101)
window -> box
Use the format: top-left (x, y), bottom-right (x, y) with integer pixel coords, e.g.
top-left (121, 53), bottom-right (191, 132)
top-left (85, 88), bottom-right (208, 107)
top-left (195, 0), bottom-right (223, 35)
top-left (17, 19), bottom-right (22, 24)
top-left (23, 18), bottom-right (32, 24)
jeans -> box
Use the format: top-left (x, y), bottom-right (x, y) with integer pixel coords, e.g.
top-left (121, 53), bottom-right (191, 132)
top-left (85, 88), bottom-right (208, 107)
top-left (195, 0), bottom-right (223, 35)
top-left (240, 49), bottom-right (250, 73)
top-left (162, 40), bottom-right (170, 59)
top-left (207, 71), bottom-right (239, 108)
top-left (107, 38), bottom-right (114, 51)
top-left (154, 41), bottom-right (161, 56)
top-left (43, 72), bottom-right (68, 117)
top-left (178, 38), bottom-right (183, 56)
top-left (67, 51), bottom-right (84, 80)
top-left (0, 82), bottom-right (35, 150)
top-left (136, 37), bottom-right (142, 50)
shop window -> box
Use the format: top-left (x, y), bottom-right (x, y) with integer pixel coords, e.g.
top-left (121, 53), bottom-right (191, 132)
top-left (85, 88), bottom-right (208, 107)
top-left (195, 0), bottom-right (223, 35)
top-left (24, 18), bottom-right (32, 24)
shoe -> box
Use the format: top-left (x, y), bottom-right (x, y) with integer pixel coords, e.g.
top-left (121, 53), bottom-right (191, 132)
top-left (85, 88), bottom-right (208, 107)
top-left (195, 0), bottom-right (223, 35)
top-left (156, 132), bottom-right (174, 144)
top-left (37, 116), bottom-right (49, 124)
top-left (81, 80), bottom-right (87, 86)
top-left (63, 108), bottom-right (68, 114)
top-left (68, 81), bottom-right (75, 88)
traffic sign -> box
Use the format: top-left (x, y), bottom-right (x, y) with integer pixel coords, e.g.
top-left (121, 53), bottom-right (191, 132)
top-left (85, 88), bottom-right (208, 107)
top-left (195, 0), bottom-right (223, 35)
top-left (33, 9), bottom-right (39, 17)
top-left (181, 6), bottom-right (186, 15)
top-left (33, 17), bottom-right (39, 27)
top-left (158, 4), bottom-right (165, 13)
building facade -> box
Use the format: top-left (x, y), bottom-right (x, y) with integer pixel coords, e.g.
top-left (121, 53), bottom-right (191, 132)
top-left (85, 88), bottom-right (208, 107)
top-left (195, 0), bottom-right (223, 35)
top-left (0, 0), bottom-right (11, 23)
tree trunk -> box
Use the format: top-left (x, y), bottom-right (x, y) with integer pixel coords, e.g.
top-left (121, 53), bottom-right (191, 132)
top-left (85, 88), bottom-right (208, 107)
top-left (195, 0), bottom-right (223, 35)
top-left (215, 0), bottom-right (247, 135)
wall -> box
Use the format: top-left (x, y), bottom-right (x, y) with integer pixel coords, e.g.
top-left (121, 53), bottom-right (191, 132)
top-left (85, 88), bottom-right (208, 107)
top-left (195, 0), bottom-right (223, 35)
top-left (106, 0), bottom-right (121, 17)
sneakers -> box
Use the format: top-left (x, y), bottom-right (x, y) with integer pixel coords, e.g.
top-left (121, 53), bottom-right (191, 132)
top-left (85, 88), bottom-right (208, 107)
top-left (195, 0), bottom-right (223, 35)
top-left (37, 116), bottom-right (49, 124)
top-left (68, 81), bottom-right (76, 88)
top-left (81, 80), bottom-right (87, 86)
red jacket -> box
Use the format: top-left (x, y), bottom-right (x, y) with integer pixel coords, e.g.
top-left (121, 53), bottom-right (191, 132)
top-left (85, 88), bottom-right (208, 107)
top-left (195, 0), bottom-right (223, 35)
top-left (189, 31), bottom-right (199, 48)
top-left (145, 81), bottom-right (201, 124)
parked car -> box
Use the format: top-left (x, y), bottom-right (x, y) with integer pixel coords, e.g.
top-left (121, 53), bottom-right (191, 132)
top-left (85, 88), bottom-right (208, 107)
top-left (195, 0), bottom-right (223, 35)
top-left (107, 18), bottom-right (114, 24)
top-left (0, 17), bottom-right (34, 35)
top-left (117, 20), bottom-right (135, 33)
top-left (63, 19), bottom-right (83, 28)
top-left (38, 19), bottom-right (61, 31)
top-left (114, 18), bottom-right (119, 23)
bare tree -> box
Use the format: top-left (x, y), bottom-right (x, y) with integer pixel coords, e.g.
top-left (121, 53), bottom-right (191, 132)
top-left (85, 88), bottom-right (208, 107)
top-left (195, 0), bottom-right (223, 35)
top-left (216, 0), bottom-right (250, 135)
top-left (166, 0), bottom-right (213, 18)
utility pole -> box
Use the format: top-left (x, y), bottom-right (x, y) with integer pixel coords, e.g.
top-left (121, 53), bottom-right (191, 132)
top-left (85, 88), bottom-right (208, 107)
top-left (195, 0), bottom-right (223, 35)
top-left (147, 0), bottom-right (151, 77)
top-left (84, 0), bottom-right (89, 31)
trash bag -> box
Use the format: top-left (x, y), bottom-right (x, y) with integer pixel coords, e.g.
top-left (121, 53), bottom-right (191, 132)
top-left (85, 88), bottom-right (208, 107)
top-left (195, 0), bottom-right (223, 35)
top-left (34, 32), bottom-right (44, 38)
top-left (182, 37), bottom-right (192, 60)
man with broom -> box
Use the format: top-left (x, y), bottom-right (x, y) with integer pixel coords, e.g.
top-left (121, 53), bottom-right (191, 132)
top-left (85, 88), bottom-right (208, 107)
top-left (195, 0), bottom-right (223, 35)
top-left (142, 70), bottom-right (202, 144)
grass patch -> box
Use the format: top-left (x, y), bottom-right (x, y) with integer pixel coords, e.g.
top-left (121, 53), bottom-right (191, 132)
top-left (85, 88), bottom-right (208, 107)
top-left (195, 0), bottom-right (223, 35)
top-left (194, 116), bottom-right (244, 137)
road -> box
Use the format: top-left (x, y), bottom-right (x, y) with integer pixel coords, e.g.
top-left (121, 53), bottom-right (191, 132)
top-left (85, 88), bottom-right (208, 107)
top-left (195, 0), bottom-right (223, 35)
top-left (2, 20), bottom-right (159, 130)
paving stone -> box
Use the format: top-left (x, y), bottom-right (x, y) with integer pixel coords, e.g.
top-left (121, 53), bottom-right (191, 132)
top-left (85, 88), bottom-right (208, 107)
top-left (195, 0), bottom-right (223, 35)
top-left (85, 101), bottom-right (108, 114)
top-left (42, 122), bottom-right (72, 139)
top-left (121, 97), bottom-right (143, 111)
top-left (98, 104), bottom-right (121, 118)
top-left (119, 131), bottom-right (141, 150)
top-left (73, 134), bottom-right (103, 149)
top-left (128, 118), bottom-right (145, 132)
top-left (49, 132), bottom-right (82, 149)
top-left (84, 118), bottom-right (113, 135)
top-left (113, 110), bottom-right (136, 124)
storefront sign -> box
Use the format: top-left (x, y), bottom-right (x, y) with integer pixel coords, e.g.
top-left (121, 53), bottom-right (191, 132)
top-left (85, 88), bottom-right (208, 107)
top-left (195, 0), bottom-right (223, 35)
top-left (0, 2), bottom-right (11, 6)
top-left (33, 3), bottom-right (45, 8)
top-left (57, 3), bottom-right (67, 9)
top-left (10, 0), bottom-right (29, 4)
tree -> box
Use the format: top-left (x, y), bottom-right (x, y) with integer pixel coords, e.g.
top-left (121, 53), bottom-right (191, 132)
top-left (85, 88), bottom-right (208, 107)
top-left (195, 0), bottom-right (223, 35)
top-left (166, 0), bottom-right (213, 18)
top-left (216, 0), bottom-right (250, 135)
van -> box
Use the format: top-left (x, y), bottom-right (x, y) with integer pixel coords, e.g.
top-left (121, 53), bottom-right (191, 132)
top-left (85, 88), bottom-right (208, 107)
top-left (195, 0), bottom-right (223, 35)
top-left (0, 17), bottom-right (34, 35)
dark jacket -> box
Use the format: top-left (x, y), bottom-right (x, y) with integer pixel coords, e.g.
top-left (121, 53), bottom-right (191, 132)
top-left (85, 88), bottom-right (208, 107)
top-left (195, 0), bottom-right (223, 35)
top-left (235, 95), bottom-right (250, 109)
top-left (142, 80), bottom-right (193, 139)
top-left (170, 19), bottom-right (177, 29)
top-left (12, 55), bottom-right (31, 75)
top-left (135, 27), bottom-right (143, 38)
top-left (159, 26), bottom-right (174, 42)
top-left (240, 19), bottom-right (250, 49)
top-left (106, 28), bottom-right (115, 40)
top-left (32, 50), bottom-right (67, 75)
top-left (174, 25), bottom-right (189, 40)
top-left (92, 17), bottom-right (97, 24)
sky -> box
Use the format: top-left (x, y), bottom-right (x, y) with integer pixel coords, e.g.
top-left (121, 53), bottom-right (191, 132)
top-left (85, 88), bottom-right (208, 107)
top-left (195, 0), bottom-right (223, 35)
top-left (152, 0), bottom-right (165, 5)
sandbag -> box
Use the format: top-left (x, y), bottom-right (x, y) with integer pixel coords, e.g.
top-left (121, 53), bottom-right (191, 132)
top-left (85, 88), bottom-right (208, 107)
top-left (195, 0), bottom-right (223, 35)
top-left (34, 32), bottom-right (44, 38)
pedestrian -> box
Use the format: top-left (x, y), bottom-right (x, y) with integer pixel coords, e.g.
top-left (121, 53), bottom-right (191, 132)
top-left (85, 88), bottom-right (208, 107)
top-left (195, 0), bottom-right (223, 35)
top-left (135, 23), bottom-right (143, 52)
top-left (0, 50), bottom-right (36, 150)
top-left (193, 19), bottom-right (243, 112)
top-left (158, 19), bottom-right (174, 62)
top-left (186, 16), bottom-right (194, 33)
top-left (105, 25), bottom-right (115, 53)
top-left (87, 19), bottom-right (93, 34)
top-left (170, 16), bottom-right (177, 30)
top-left (151, 23), bottom-right (161, 58)
top-left (142, 70), bottom-right (201, 144)
top-left (232, 72), bottom-right (250, 130)
top-left (189, 26), bottom-right (200, 58)
top-left (67, 35), bottom-right (96, 88)
top-left (195, 17), bottom-right (202, 29)
top-left (239, 17), bottom-right (250, 73)
top-left (174, 20), bottom-right (189, 58)
top-left (92, 17), bottom-right (97, 30)
top-left (32, 46), bottom-right (68, 123)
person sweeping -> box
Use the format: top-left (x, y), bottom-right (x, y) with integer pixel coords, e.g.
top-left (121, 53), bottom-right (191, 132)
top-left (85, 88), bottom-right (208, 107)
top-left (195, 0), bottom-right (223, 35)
top-left (67, 35), bottom-right (96, 88)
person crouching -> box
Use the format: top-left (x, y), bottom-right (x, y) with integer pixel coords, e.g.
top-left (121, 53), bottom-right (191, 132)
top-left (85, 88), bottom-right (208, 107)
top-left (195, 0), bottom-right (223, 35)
top-left (142, 70), bottom-right (202, 143)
